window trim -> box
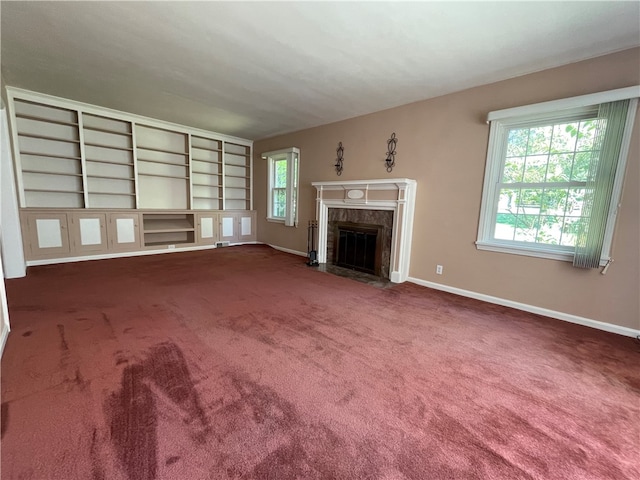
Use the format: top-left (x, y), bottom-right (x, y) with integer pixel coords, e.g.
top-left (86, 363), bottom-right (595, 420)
top-left (262, 147), bottom-right (300, 226)
top-left (477, 87), bottom-right (639, 264)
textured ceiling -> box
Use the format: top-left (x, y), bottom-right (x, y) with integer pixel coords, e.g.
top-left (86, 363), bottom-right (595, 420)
top-left (1, 1), bottom-right (639, 140)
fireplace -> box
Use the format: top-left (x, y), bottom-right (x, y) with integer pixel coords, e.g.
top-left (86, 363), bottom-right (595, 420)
top-left (334, 221), bottom-right (383, 276)
top-left (327, 209), bottom-right (393, 278)
top-left (312, 179), bottom-right (417, 283)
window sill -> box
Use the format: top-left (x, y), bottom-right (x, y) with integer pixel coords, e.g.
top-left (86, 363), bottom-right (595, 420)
top-left (475, 240), bottom-right (574, 262)
top-left (266, 217), bottom-right (285, 224)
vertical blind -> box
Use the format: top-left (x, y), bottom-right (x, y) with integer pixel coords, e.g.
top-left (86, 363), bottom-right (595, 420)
top-left (573, 100), bottom-right (630, 268)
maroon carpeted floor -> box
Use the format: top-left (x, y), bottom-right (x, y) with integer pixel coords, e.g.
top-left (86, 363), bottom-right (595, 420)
top-left (1, 245), bottom-right (638, 480)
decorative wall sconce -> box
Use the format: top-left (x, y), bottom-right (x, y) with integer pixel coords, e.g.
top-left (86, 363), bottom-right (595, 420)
top-left (385, 133), bottom-right (397, 172)
top-left (335, 141), bottom-right (344, 176)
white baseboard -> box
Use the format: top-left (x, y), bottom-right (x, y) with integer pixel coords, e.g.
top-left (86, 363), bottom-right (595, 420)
top-left (267, 244), bottom-right (307, 257)
top-left (25, 243), bottom-right (236, 267)
top-left (0, 325), bottom-right (9, 358)
top-left (407, 277), bottom-right (639, 338)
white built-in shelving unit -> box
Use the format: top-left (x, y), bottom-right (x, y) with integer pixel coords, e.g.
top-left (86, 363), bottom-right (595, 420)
top-left (224, 143), bottom-right (252, 210)
top-left (8, 87), bottom-right (253, 212)
top-left (7, 87), bottom-right (256, 262)
top-left (14, 99), bottom-right (84, 209)
top-left (191, 136), bottom-right (223, 210)
top-left (135, 125), bottom-right (190, 210)
top-left (81, 113), bottom-right (136, 209)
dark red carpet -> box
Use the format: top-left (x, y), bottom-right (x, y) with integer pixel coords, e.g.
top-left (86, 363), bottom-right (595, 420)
top-left (1, 245), bottom-right (638, 479)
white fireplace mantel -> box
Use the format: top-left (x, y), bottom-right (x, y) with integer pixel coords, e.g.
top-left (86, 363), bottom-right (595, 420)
top-left (312, 178), bottom-right (417, 283)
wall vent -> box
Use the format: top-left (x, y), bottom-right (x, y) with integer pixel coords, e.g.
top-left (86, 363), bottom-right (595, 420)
top-left (216, 241), bottom-right (230, 248)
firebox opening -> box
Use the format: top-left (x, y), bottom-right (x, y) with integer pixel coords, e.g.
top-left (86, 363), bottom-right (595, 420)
top-left (333, 222), bottom-right (383, 276)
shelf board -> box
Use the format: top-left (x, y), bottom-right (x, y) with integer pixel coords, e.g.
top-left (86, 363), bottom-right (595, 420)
top-left (88, 191), bottom-right (136, 197)
top-left (224, 163), bottom-right (250, 168)
top-left (16, 113), bottom-right (79, 128)
top-left (144, 239), bottom-right (195, 247)
top-left (192, 158), bottom-right (222, 164)
top-left (224, 152), bottom-right (250, 158)
top-left (192, 171), bottom-right (220, 177)
top-left (137, 158), bottom-right (189, 167)
top-left (137, 145), bottom-right (189, 155)
top-left (144, 227), bottom-right (195, 234)
top-left (225, 186), bottom-right (251, 190)
top-left (143, 218), bottom-right (195, 232)
top-left (87, 174), bottom-right (135, 181)
top-left (138, 172), bottom-right (189, 180)
top-left (85, 158), bottom-right (135, 166)
top-left (224, 174), bottom-right (250, 179)
top-left (18, 132), bottom-right (80, 144)
top-left (22, 169), bottom-right (83, 177)
top-left (84, 142), bottom-right (133, 151)
top-left (193, 195), bottom-right (222, 200)
top-left (21, 151), bottom-right (82, 161)
top-left (83, 126), bottom-right (132, 136)
top-left (192, 146), bottom-right (222, 153)
top-left (24, 188), bottom-right (84, 194)
top-left (192, 182), bottom-right (220, 187)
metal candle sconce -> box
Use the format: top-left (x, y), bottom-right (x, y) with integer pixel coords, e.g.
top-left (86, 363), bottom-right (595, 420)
top-left (385, 133), bottom-right (397, 172)
top-left (335, 141), bottom-right (344, 176)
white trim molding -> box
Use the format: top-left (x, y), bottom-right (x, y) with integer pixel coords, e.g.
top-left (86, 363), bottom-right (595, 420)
top-left (267, 244), bottom-right (307, 257)
top-left (487, 85), bottom-right (640, 122)
top-left (479, 90), bottom-right (638, 266)
top-left (408, 277), bottom-right (639, 338)
top-left (262, 147), bottom-right (300, 226)
top-left (0, 327), bottom-right (8, 357)
top-left (26, 243), bottom-right (227, 266)
top-left (312, 178), bottom-right (417, 283)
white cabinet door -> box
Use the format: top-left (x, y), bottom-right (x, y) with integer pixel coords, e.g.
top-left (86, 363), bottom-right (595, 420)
top-left (23, 212), bottom-right (70, 259)
top-left (196, 213), bottom-right (218, 244)
top-left (108, 213), bottom-right (141, 251)
top-left (238, 211), bottom-right (256, 242)
top-left (219, 214), bottom-right (238, 243)
top-left (71, 213), bottom-right (107, 253)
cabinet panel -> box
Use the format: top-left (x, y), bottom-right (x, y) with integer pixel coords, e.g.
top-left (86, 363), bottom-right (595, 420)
top-left (108, 213), bottom-right (141, 251)
top-left (196, 213), bottom-right (218, 245)
top-left (22, 212), bottom-right (70, 259)
top-left (219, 214), bottom-right (238, 243)
top-left (239, 211), bottom-right (257, 242)
top-left (219, 211), bottom-right (256, 243)
top-left (71, 212), bottom-right (107, 253)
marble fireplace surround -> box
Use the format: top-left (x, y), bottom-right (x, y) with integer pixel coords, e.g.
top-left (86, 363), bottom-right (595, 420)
top-left (312, 179), bottom-right (417, 283)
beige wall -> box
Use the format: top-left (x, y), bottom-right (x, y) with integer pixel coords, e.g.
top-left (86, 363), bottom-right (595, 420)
top-left (254, 48), bottom-right (640, 330)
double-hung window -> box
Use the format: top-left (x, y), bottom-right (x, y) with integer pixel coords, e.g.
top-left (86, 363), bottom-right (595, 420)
top-left (262, 147), bottom-right (300, 226)
top-left (477, 87), bottom-right (638, 267)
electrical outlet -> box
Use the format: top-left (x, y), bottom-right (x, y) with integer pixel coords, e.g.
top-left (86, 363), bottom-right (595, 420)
top-left (168, 244), bottom-right (176, 250)
top-left (436, 264), bottom-right (443, 275)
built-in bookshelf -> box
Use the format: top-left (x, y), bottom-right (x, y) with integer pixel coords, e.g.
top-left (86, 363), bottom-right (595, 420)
top-left (191, 136), bottom-right (223, 210)
top-left (224, 143), bottom-right (251, 210)
top-left (142, 212), bottom-right (195, 247)
top-left (8, 88), bottom-right (253, 213)
top-left (14, 100), bottom-right (84, 208)
top-left (135, 125), bottom-right (189, 210)
top-left (82, 113), bottom-right (136, 209)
